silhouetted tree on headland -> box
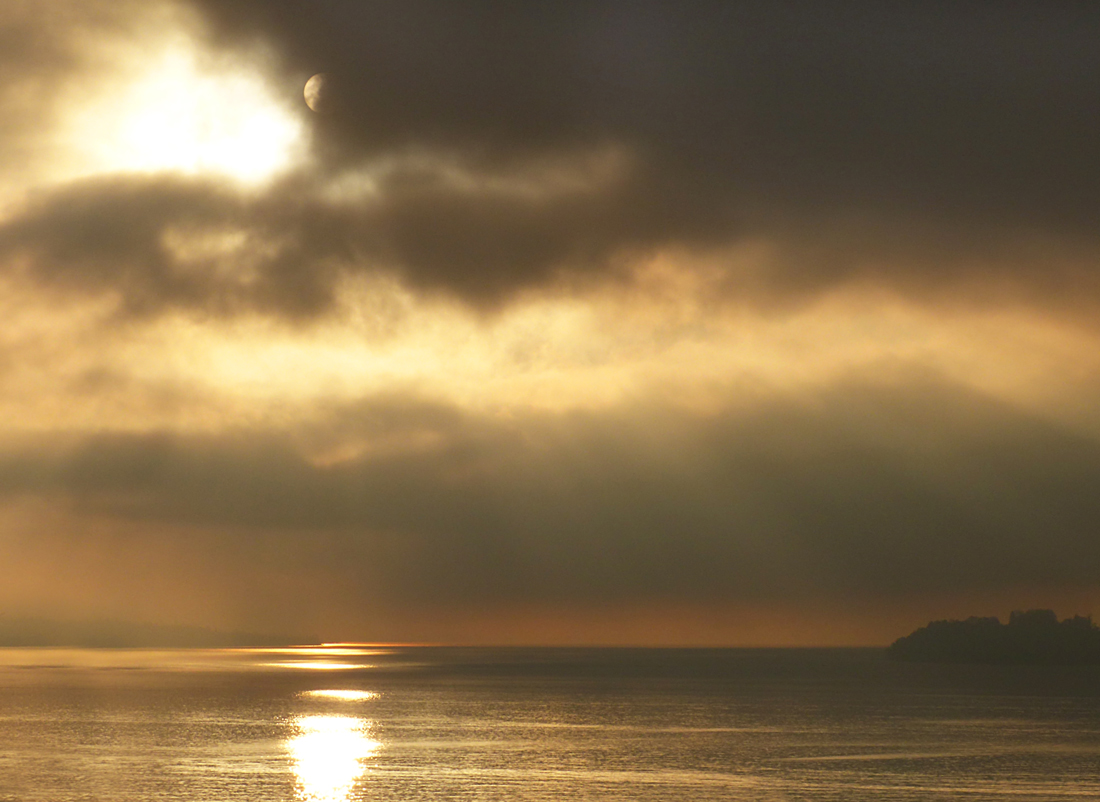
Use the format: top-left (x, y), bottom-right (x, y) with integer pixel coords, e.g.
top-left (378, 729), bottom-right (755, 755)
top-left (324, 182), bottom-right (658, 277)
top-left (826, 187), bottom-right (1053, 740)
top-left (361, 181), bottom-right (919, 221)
top-left (888, 610), bottom-right (1100, 664)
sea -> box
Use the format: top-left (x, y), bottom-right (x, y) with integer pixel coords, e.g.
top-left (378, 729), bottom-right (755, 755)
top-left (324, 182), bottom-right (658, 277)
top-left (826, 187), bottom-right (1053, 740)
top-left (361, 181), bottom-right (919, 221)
top-left (0, 645), bottom-right (1098, 801)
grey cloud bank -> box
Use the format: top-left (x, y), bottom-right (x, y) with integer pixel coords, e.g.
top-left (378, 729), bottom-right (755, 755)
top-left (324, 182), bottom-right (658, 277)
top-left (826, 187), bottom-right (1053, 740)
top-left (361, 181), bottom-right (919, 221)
top-left (4, 379), bottom-right (1099, 612)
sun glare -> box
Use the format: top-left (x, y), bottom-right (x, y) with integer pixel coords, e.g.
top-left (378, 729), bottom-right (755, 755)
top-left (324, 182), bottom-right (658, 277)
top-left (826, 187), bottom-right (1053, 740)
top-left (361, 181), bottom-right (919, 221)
top-left (69, 44), bottom-right (304, 186)
top-left (287, 715), bottom-right (380, 802)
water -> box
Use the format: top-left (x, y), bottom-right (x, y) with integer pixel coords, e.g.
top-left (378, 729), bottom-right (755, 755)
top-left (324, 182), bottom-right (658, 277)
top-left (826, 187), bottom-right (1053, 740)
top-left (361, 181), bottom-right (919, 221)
top-left (1, 646), bottom-right (1099, 801)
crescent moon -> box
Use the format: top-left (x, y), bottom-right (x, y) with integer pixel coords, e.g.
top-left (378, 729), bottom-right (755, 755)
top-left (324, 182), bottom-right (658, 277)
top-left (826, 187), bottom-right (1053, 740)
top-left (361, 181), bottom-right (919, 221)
top-left (304, 73), bottom-right (329, 113)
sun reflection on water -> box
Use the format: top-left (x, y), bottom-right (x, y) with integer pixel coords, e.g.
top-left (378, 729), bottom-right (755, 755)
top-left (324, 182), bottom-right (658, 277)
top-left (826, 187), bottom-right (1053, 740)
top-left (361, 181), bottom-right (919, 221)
top-left (265, 661), bottom-right (367, 671)
top-left (255, 644), bottom-right (386, 671)
top-left (304, 690), bottom-right (379, 701)
top-left (287, 715), bottom-right (380, 802)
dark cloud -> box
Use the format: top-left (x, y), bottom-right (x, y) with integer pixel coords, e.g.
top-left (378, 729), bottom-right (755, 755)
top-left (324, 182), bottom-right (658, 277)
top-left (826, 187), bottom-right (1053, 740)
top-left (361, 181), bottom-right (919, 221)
top-left (0, 176), bottom-right (338, 318)
top-left (5, 378), bottom-right (1100, 609)
top-left (184, 0), bottom-right (1100, 298)
top-left (4, 1), bottom-right (1100, 316)
top-left (0, 163), bottom-right (732, 317)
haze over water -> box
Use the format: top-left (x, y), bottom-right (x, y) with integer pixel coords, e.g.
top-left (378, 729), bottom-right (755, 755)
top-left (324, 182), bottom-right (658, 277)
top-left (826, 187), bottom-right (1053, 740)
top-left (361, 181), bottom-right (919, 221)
top-left (1, 646), bottom-right (1099, 801)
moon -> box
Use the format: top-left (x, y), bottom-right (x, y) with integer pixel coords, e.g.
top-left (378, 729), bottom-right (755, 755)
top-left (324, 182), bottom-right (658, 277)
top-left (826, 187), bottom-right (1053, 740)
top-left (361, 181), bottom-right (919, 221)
top-left (304, 73), bottom-right (331, 113)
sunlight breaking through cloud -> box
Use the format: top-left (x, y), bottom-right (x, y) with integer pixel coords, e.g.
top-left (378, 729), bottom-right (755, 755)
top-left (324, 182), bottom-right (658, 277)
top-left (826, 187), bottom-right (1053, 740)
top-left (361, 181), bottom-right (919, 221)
top-left (62, 14), bottom-right (305, 186)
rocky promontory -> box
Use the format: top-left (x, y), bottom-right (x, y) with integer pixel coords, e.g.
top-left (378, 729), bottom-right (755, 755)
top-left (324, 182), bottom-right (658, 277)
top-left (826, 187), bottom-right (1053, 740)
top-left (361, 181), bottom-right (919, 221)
top-left (888, 609), bottom-right (1100, 664)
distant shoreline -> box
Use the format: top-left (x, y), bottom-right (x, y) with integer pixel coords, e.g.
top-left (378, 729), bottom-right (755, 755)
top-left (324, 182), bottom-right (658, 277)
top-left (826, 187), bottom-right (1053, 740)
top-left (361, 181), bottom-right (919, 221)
top-left (0, 617), bottom-right (305, 649)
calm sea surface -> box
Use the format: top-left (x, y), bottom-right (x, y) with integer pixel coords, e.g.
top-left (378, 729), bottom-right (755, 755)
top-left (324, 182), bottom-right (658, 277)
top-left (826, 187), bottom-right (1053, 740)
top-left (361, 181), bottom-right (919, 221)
top-left (0, 646), bottom-right (1098, 801)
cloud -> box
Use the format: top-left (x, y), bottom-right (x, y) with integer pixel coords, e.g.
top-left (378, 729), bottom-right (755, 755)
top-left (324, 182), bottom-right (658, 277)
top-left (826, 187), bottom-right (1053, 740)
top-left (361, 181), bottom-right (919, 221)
top-left (0, 1), bottom-right (182, 194)
top-left (0, 150), bottom-right (739, 318)
top-left (3, 0), bottom-right (1100, 319)
top-left (4, 377), bottom-right (1100, 616)
top-left (4, 0), bottom-right (1100, 645)
top-left (179, 0), bottom-right (1100, 303)
top-left (0, 175), bottom-right (337, 317)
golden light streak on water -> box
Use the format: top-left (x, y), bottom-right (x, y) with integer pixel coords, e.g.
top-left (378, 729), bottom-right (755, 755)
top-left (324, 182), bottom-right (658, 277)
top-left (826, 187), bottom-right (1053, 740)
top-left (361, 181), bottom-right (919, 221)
top-left (304, 690), bottom-right (379, 701)
top-left (264, 661), bottom-right (367, 671)
top-left (253, 647), bottom-right (389, 657)
top-left (255, 644), bottom-right (380, 671)
top-left (286, 715), bottom-right (381, 802)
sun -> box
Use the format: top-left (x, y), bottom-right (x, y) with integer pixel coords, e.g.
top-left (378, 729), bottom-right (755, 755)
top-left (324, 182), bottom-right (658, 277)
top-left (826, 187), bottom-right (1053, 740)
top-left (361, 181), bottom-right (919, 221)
top-left (67, 41), bottom-right (306, 186)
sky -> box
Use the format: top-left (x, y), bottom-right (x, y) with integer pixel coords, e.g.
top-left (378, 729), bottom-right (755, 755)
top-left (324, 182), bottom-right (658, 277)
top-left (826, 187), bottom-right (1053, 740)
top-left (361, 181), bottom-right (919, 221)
top-left (2, 0), bottom-right (1100, 646)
